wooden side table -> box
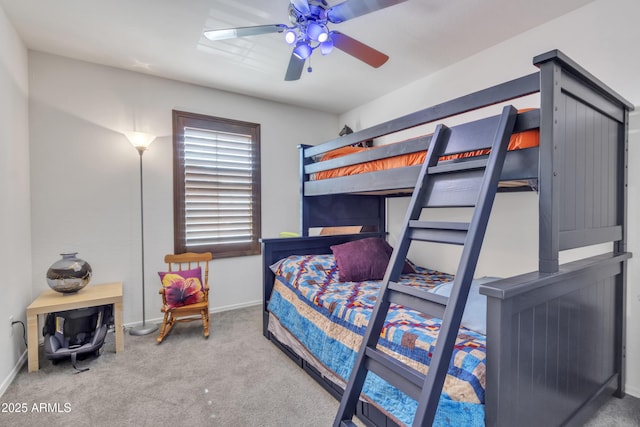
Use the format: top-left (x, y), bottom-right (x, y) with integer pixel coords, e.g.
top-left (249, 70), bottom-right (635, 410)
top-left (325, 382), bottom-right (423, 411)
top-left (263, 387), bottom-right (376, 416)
top-left (26, 282), bottom-right (124, 372)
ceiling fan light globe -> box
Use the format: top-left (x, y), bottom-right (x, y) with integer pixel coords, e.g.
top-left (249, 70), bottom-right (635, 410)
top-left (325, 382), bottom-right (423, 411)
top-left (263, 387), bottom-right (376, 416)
top-left (293, 41), bottom-right (312, 60)
top-left (307, 22), bottom-right (328, 42)
top-left (320, 38), bottom-right (334, 55)
top-left (284, 29), bottom-right (297, 44)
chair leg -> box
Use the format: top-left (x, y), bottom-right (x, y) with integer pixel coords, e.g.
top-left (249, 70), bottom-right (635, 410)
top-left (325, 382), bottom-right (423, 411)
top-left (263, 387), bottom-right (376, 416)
top-left (157, 312), bottom-right (173, 343)
top-left (202, 310), bottom-right (210, 338)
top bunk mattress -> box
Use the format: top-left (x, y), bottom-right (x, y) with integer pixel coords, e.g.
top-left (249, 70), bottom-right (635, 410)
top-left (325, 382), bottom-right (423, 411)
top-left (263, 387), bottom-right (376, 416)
top-left (312, 128), bottom-right (539, 181)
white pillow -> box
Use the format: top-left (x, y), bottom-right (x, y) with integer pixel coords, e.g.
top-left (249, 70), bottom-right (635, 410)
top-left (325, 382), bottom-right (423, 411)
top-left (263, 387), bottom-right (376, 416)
top-left (269, 258), bottom-right (286, 274)
top-left (428, 277), bottom-right (500, 335)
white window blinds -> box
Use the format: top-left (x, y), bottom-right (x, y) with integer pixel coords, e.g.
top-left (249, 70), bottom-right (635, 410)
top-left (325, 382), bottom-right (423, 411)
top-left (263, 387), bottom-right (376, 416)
top-left (182, 127), bottom-right (257, 249)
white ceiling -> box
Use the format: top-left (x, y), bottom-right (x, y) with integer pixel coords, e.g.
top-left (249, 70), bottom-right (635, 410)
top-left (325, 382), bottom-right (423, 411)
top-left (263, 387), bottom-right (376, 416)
top-left (1, 0), bottom-right (596, 114)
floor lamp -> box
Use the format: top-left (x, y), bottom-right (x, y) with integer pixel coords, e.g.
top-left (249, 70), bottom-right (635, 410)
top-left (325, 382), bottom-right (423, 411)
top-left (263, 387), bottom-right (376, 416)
top-left (126, 131), bottom-right (158, 336)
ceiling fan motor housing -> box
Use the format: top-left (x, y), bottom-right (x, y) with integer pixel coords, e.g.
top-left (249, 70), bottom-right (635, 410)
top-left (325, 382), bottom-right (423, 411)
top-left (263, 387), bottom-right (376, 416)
top-left (288, 1), bottom-right (330, 43)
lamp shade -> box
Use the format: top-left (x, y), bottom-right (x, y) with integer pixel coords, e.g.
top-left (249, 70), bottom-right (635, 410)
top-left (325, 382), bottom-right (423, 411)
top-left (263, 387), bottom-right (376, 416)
top-left (306, 22), bottom-right (328, 42)
top-left (293, 41), bottom-right (312, 60)
top-left (125, 131), bottom-right (156, 151)
top-left (320, 37), bottom-right (334, 55)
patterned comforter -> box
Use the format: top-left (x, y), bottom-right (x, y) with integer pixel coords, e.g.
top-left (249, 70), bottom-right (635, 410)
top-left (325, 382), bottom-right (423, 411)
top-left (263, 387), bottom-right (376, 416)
top-left (267, 254), bottom-right (486, 426)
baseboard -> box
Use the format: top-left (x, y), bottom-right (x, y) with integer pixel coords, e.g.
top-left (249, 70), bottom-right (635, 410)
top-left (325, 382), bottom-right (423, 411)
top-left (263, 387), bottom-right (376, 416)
top-left (123, 300), bottom-right (261, 329)
top-left (211, 299), bottom-right (261, 313)
top-left (625, 384), bottom-right (640, 398)
top-left (0, 349), bottom-right (28, 398)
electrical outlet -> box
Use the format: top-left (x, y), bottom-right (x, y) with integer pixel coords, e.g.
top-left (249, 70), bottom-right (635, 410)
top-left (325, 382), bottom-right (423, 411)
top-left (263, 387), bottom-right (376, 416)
top-left (9, 315), bottom-right (13, 336)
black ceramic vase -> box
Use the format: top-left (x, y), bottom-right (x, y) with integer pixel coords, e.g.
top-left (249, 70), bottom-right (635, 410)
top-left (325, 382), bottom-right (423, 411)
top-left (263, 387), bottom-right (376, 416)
top-left (46, 252), bottom-right (92, 294)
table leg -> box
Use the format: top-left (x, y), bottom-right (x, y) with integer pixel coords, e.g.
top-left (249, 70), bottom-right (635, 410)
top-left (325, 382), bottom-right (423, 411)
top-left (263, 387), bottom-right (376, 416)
top-left (114, 300), bottom-right (124, 352)
top-left (27, 312), bottom-right (39, 372)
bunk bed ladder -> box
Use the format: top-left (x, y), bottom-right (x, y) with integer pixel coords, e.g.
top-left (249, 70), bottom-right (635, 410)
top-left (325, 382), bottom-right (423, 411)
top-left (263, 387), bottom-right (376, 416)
top-left (334, 105), bottom-right (518, 427)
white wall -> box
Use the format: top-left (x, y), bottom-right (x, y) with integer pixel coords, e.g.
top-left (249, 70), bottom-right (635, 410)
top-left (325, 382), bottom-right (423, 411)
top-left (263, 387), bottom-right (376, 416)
top-left (0, 6), bottom-right (31, 394)
top-left (28, 51), bottom-right (338, 327)
top-left (340, 0), bottom-right (640, 396)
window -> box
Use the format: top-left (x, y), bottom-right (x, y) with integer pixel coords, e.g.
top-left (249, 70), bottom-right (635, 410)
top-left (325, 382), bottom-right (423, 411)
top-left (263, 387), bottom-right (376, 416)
top-left (172, 110), bottom-right (261, 258)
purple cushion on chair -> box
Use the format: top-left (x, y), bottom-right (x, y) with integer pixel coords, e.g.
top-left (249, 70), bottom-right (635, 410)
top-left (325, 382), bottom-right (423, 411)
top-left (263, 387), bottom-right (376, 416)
top-left (158, 267), bottom-right (204, 309)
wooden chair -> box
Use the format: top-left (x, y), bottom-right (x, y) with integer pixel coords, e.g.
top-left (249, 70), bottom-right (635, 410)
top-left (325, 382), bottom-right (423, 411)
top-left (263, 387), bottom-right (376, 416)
top-left (157, 252), bottom-right (212, 343)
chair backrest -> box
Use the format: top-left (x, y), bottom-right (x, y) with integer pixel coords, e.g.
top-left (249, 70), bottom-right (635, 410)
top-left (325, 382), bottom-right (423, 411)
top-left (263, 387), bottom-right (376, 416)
top-left (164, 252), bottom-right (213, 287)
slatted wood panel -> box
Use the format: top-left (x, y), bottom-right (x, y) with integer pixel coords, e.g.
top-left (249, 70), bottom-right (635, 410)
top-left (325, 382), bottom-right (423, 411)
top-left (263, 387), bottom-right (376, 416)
top-left (558, 95), bottom-right (620, 232)
top-left (552, 70), bottom-right (626, 253)
top-left (503, 273), bottom-right (618, 426)
top-left (516, 283), bottom-right (615, 422)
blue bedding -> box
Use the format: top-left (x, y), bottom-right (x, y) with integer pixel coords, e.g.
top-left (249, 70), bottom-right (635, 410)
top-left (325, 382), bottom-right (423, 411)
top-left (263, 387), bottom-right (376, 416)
top-left (267, 254), bottom-right (486, 426)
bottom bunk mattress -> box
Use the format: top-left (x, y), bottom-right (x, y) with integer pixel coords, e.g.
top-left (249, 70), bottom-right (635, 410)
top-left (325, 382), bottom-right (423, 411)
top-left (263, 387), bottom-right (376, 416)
top-left (266, 254), bottom-right (488, 426)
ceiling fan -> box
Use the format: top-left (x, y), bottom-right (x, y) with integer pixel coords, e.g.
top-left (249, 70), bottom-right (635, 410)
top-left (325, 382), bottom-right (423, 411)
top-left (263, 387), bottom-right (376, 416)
top-left (203, 0), bottom-right (408, 81)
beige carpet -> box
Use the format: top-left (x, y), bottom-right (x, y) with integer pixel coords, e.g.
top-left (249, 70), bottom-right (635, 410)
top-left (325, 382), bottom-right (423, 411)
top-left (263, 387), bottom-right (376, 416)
top-left (1, 306), bottom-right (344, 427)
top-left (1, 305), bottom-right (638, 426)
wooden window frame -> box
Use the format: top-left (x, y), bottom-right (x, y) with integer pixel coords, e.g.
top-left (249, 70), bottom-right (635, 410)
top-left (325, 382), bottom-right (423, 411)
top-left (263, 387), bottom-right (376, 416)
top-left (172, 110), bottom-right (261, 258)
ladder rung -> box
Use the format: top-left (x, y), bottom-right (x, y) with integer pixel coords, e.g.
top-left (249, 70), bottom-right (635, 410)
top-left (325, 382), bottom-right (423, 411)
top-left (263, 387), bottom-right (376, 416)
top-left (428, 157), bottom-right (488, 175)
top-left (410, 220), bottom-right (470, 230)
top-left (364, 347), bottom-right (425, 401)
top-left (388, 282), bottom-right (447, 319)
top-left (408, 220), bottom-right (469, 245)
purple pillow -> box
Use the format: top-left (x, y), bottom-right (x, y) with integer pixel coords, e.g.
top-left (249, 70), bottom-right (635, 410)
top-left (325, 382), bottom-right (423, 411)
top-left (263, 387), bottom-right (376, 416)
top-left (330, 238), bottom-right (391, 282)
top-left (380, 240), bottom-right (416, 274)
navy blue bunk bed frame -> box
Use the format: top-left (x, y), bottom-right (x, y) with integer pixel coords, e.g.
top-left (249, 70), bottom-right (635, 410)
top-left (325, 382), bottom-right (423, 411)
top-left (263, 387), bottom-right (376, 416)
top-left (261, 50), bottom-right (634, 426)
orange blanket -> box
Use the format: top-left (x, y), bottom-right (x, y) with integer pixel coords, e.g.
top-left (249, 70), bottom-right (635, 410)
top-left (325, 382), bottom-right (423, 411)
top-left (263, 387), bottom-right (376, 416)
top-left (314, 129), bottom-right (539, 180)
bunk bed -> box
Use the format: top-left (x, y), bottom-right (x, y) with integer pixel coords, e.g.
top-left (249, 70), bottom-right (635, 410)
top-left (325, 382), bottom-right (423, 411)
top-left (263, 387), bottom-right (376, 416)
top-left (261, 50), bottom-right (634, 426)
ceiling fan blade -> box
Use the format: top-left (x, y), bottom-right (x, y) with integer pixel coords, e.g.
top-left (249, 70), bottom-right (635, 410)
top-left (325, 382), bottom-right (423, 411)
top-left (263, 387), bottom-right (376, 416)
top-left (284, 52), bottom-right (305, 81)
top-left (289, 0), bottom-right (310, 15)
top-left (331, 31), bottom-right (389, 68)
top-left (327, 0), bottom-right (408, 23)
top-left (204, 24), bottom-right (286, 41)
